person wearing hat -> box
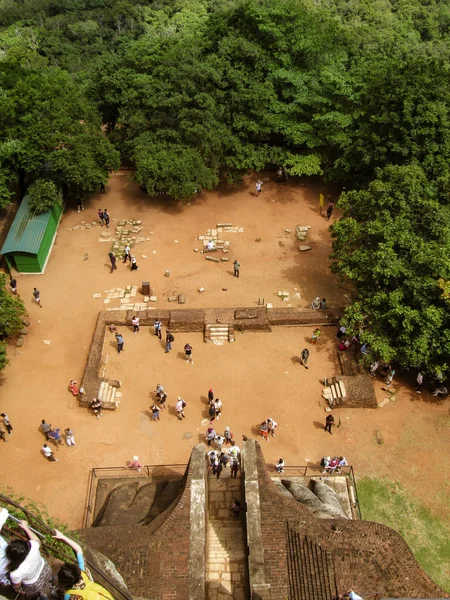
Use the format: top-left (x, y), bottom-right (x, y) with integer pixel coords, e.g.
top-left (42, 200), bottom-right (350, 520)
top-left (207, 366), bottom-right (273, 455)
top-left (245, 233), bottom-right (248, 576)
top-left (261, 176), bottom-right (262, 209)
top-left (130, 255), bottom-right (139, 271)
top-left (311, 296), bottom-right (321, 309)
top-left (126, 456), bottom-right (142, 472)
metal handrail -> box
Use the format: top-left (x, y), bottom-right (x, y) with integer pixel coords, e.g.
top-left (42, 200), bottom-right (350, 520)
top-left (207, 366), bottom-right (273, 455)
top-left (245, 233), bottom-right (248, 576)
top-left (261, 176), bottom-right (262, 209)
top-left (0, 493), bottom-right (133, 600)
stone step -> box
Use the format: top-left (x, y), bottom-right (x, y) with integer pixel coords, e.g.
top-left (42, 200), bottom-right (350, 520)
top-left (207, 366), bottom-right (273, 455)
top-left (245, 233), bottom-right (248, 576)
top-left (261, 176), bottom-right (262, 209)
top-left (98, 380), bottom-right (108, 401)
top-left (208, 326), bottom-right (229, 332)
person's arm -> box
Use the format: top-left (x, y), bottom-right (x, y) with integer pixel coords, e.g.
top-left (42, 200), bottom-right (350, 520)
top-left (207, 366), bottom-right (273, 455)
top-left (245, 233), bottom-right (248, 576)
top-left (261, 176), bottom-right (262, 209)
top-left (53, 529), bottom-right (83, 558)
top-left (19, 520), bottom-right (39, 542)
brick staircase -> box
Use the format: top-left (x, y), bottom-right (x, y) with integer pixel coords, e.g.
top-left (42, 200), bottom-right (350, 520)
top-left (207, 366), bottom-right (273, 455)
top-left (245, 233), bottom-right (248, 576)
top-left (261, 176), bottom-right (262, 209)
top-left (206, 473), bottom-right (249, 599)
top-left (97, 380), bottom-right (121, 409)
top-left (205, 324), bottom-right (235, 344)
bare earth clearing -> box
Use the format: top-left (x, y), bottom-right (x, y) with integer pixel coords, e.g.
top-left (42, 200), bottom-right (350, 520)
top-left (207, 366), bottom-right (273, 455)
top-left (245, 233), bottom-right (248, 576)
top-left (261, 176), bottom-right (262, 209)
top-left (0, 172), bottom-right (449, 539)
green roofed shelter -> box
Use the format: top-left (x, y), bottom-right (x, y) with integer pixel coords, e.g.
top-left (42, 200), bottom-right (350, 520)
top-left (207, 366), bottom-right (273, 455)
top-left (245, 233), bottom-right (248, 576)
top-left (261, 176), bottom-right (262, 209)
top-left (0, 196), bottom-right (63, 273)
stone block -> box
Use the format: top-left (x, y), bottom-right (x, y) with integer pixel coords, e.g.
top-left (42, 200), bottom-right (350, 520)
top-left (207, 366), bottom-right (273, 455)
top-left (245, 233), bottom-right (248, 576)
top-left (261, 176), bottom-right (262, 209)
top-left (16, 336), bottom-right (25, 347)
top-left (168, 295), bottom-right (178, 302)
top-left (149, 296), bottom-right (157, 302)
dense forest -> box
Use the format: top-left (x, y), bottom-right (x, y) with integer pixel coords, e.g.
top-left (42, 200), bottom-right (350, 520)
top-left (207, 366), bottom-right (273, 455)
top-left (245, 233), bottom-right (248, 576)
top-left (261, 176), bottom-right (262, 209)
top-left (0, 0), bottom-right (449, 377)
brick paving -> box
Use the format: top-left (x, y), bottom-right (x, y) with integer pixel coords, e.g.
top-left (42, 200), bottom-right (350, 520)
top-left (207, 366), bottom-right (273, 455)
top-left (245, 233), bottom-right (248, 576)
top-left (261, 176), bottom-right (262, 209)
top-left (206, 473), bottom-right (249, 600)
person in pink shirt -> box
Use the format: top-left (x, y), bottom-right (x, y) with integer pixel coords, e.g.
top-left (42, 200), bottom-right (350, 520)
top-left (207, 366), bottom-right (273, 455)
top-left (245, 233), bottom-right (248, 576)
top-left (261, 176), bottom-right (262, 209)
top-left (126, 455), bottom-right (142, 472)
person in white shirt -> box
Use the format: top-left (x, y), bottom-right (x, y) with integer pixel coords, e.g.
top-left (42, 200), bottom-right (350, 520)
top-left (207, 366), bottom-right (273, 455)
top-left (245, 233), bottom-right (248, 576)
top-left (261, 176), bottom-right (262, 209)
top-left (228, 441), bottom-right (240, 458)
top-left (0, 508), bottom-right (10, 584)
top-left (6, 520), bottom-right (53, 598)
top-left (339, 591), bottom-right (364, 600)
top-left (131, 316), bottom-right (140, 334)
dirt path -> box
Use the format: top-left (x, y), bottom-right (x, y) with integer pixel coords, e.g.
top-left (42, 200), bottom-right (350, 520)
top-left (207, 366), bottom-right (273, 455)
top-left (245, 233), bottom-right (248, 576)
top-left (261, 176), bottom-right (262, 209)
top-left (0, 172), bottom-right (449, 529)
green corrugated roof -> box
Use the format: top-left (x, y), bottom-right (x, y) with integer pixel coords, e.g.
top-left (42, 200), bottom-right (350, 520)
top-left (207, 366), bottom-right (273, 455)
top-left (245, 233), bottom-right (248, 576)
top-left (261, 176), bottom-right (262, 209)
top-left (0, 196), bottom-right (54, 255)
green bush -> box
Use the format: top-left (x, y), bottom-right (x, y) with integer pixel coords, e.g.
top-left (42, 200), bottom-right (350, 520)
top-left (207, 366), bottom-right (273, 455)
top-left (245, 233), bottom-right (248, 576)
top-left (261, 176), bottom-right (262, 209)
top-left (27, 179), bottom-right (62, 214)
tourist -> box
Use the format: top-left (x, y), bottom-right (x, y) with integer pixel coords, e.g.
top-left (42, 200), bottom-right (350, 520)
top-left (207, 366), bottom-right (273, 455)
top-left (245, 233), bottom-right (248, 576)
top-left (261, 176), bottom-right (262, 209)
top-left (228, 440), bottom-right (240, 458)
top-left (311, 328), bottom-right (321, 344)
top-left (432, 385), bottom-right (448, 398)
top-left (131, 315), bottom-right (140, 334)
top-left (310, 296), bottom-right (321, 310)
top-left (415, 371), bottom-right (423, 393)
top-left (108, 252), bottom-right (117, 273)
top-left (206, 427), bottom-right (216, 446)
top-left (0, 427), bottom-right (6, 443)
top-left (40, 420), bottom-right (51, 441)
top-left (320, 298), bottom-right (327, 310)
top-left (325, 414), bottom-right (335, 435)
top-left (115, 332), bottom-right (124, 353)
top-left (154, 319), bottom-right (162, 339)
top-left (1, 413), bottom-right (13, 435)
top-left (52, 529), bottom-right (114, 600)
top-left (215, 434), bottom-right (225, 451)
top-left (224, 426), bottom-right (233, 445)
top-left (320, 456), bottom-right (331, 473)
top-left (219, 452), bottom-right (229, 469)
top-left (123, 245), bottom-right (131, 263)
top-left (214, 398), bottom-right (222, 420)
top-left (98, 208), bottom-right (104, 225)
top-left (208, 403), bottom-right (216, 423)
top-left (126, 456), bottom-right (142, 472)
top-left (230, 458), bottom-right (239, 478)
top-left (339, 591), bottom-right (364, 600)
top-left (100, 183), bottom-right (106, 194)
top-left (7, 519), bottom-right (54, 598)
top-left (326, 200), bottom-right (335, 221)
top-left (150, 404), bottom-right (161, 421)
top-left (233, 259), bottom-right (240, 278)
top-left (165, 330), bottom-right (174, 353)
top-left (385, 366), bottom-right (395, 386)
top-left (300, 348), bottom-right (309, 369)
top-left (158, 392), bottom-right (167, 409)
top-left (255, 180), bottom-right (263, 196)
top-left (208, 450), bottom-right (217, 467)
top-left (33, 288), bottom-right (42, 307)
top-left (339, 339), bottom-right (351, 351)
top-left (10, 278), bottom-right (17, 294)
top-left (48, 428), bottom-right (63, 447)
top-left (0, 508), bottom-right (10, 582)
top-left (336, 325), bottom-right (346, 339)
top-left (90, 398), bottom-right (103, 419)
top-left (130, 255), bottom-right (139, 271)
top-left (76, 198), bottom-right (84, 212)
top-left (267, 418), bottom-right (277, 438)
top-left (155, 383), bottom-right (165, 400)
top-left (260, 420), bottom-right (269, 442)
top-left (176, 397), bottom-right (186, 420)
top-left (68, 380), bottom-right (79, 396)
top-left (230, 500), bottom-right (241, 517)
top-left (103, 209), bottom-right (110, 227)
top-left (42, 444), bottom-right (58, 462)
top-left (208, 388), bottom-right (214, 403)
top-left (206, 240), bottom-right (215, 251)
top-left (184, 343), bottom-right (193, 364)
top-left (337, 456), bottom-right (348, 473)
top-left (369, 361), bottom-right (379, 377)
top-left (65, 428), bottom-right (75, 446)
top-left (275, 458), bottom-right (285, 474)
top-left (212, 458), bottom-right (222, 480)
top-left (109, 323), bottom-right (117, 334)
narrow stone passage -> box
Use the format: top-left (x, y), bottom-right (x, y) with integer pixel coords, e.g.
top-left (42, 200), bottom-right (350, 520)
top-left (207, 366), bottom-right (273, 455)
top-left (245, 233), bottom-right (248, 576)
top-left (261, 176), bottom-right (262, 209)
top-left (206, 472), bottom-right (249, 599)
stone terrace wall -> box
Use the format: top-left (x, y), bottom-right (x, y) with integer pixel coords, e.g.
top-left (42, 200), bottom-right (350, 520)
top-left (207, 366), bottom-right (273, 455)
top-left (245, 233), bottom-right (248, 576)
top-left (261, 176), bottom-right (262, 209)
top-left (80, 307), bottom-right (344, 403)
top-left (248, 441), bottom-right (448, 600)
top-left (79, 445), bottom-right (207, 600)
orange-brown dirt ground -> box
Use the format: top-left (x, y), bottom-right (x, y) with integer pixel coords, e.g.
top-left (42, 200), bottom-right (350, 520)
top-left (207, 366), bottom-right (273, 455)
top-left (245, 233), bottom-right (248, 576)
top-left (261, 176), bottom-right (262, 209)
top-left (0, 172), bottom-right (449, 530)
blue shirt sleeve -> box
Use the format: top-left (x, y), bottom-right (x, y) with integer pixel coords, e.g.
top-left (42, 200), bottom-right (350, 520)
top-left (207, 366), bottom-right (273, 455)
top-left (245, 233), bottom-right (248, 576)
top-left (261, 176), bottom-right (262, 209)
top-left (77, 552), bottom-right (85, 571)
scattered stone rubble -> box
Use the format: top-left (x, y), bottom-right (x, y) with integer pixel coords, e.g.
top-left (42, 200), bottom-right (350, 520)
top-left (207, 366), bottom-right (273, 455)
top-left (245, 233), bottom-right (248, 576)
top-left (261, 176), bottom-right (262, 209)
top-left (198, 223), bottom-right (243, 256)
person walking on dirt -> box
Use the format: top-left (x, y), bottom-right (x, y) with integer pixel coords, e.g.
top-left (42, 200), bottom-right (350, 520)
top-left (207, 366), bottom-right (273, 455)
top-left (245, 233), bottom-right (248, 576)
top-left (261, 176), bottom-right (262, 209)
top-left (150, 404), bottom-right (161, 421)
top-left (10, 278), bottom-right (17, 294)
top-left (385, 366), bottom-right (395, 386)
top-left (33, 288), bottom-right (42, 307)
top-left (230, 458), bottom-right (239, 478)
top-left (233, 259), bottom-right (240, 278)
top-left (214, 398), bottom-right (222, 420)
top-left (206, 427), bottom-right (216, 445)
top-left (98, 209), bottom-right (104, 226)
top-left (369, 361), bottom-right (379, 377)
top-left (311, 328), bottom-right (321, 344)
top-left (115, 332), bottom-right (124, 353)
top-left (48, 427), bottom-right (63, 448)
top-left (208, 388), bottom-right (214, 404)
top-left (65, 428), bottom-right (75, 446)
top-left (100, 183), bottom-right (106, 194)
top-left (154, 319), bottom-right (162, 339)
top-left (1, 413), bottom-right (12, 435)
top-left (42, 443), bottom-right (58, 461)
top-left (91, 398), bottom-right (103, 419)
top-left (300, 348), bottom-right (309, 369)
top-left (176, 397), bottom-right (186, 420)
top-left (0, 427), bottom-right (7, 442)
top-left (224, 426), bottom-right (233, 445)
top-left (155, 383), bottom-right (165, 400)
top-left (130, 255), bottom-right (139, 271)
top-left (108, 252), bottom-right (117, 273)
top-left (208, 403), bottom-right (216, 424)
top-left (131, 316), bottom-right (140, 334)
top-left (184, 343), bottom-right (193, 364)
top-left (103, 209), bottom-right (110, 227)
top-left (325, 414), bottom-right (335, 434)
top-left (165, 330), bottom-right (174, 353)
top-left (255, 180), bottom-right (263, 196)
top-left (326, 201), bottom-right (335, 221)
top-left (219, 451), bottom-right (229, 469)
top-left (415, 372), bottom-right (423, 393)
top-left (260, 420), bottom-right (269, 442)
top-left (40, 420), bottom-right (51, 441)
top-left (267, 418), bottom-right (277, 438)
top-left (123, 245), bottom-right (131, 263)
top-left (215, 434), bottom-right (225, 451)
top-left (212, 458), bottom-right (223, 480)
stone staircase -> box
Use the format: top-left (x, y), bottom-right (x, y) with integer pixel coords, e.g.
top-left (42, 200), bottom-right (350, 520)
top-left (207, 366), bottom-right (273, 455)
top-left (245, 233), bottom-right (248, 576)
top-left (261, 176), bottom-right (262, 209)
top-left (206, 473), bottom-right (248, 599)
top-left (205, 324), bottom-right (235, 344)
top-left (97, 380), bottom-right (121, 409)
